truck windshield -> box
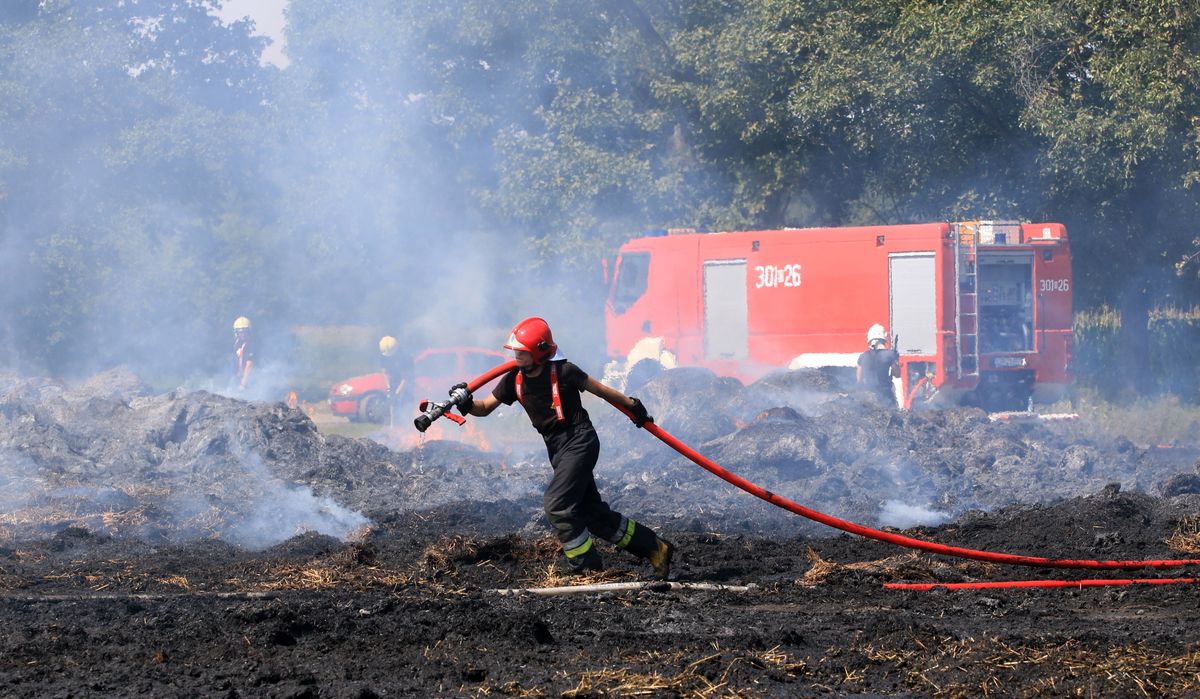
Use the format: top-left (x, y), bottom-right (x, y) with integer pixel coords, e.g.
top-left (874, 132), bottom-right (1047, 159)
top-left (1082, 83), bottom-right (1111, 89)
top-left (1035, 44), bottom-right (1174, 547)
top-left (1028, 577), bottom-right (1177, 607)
top-left (611, 251), bottom-right (649, 314)
top-left (978, 258), bottom-right (1033, 353)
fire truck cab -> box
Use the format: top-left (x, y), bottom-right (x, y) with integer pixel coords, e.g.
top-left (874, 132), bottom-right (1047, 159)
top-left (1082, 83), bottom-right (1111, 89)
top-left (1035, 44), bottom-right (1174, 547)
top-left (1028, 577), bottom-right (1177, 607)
top-left (603, 221), bottom-right (1073, 411)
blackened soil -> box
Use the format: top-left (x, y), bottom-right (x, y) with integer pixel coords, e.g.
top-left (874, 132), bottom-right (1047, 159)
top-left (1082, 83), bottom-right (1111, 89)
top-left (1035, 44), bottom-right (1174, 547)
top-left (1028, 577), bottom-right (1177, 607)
top-left (2, 368), bottom-right (1200, 696)
top-left (3, 491), bottom-right (1200, 697)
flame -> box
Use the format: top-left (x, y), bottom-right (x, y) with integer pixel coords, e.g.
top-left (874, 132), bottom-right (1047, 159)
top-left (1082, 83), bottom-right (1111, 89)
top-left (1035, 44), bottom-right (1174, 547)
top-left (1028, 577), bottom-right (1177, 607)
top-left (466, 422), bottom-right (491, 451)
top-left (388, 418), bottom-right (493, 451)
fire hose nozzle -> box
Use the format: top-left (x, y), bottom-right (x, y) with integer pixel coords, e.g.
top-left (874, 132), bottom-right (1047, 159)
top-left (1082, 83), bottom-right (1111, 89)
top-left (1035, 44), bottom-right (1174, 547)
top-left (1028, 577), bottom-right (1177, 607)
top-left (414, 393), bottom-right (472, 432)
top-left (414, 398), bottom-right (452, 432)
top-left (411, 360), bottom-right (517, 434)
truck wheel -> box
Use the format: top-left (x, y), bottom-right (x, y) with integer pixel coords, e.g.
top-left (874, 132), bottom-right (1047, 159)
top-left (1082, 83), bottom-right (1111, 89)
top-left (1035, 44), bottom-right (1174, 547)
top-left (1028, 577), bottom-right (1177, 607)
top-left (625, 358), bottom-right (664, 393)
top-left (971, 385), bottom-right (1029, 412)
top-left (359, 392), bottom-right (389, 424)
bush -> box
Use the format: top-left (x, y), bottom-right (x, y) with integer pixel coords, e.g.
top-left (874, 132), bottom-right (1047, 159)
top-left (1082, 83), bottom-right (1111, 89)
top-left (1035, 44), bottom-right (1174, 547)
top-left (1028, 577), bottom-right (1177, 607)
top-left (1074, 306), bottom-right (1200, 404)
top-left (1147, 307), bottom-right (1200, 400)
top-left (1073, 307), bottom-right (1122, 401)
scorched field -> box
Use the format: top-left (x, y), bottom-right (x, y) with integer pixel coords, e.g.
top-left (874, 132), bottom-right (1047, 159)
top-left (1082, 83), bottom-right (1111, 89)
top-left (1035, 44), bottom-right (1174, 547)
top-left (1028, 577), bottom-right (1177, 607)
top-left (2, 368), bottom-right (1199, 697)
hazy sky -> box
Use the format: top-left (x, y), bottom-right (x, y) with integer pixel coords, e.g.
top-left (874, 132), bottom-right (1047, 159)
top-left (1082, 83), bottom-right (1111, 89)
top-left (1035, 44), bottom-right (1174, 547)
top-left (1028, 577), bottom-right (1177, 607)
top-left (214, 0), bottom-right (289, 67)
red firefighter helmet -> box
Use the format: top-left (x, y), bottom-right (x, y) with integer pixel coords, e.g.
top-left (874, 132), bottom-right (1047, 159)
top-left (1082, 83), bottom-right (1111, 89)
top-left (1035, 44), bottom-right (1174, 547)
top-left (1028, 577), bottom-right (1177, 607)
top-left (504, 317), bottom-right (557, 363)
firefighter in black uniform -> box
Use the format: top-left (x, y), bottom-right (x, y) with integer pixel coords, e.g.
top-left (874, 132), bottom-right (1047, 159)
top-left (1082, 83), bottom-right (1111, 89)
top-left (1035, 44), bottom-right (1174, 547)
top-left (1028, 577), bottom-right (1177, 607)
top-left (456, 317), bottom-right (675, 578)
top-left (856, 323), bottom-right (900, 406)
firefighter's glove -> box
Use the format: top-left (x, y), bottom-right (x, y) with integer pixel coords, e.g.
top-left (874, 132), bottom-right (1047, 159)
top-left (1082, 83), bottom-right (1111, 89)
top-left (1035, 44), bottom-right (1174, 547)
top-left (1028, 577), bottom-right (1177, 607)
top-left (451, 382), bottom-right (474, 415)
top-left (628, 397), bottom-right (652, 428)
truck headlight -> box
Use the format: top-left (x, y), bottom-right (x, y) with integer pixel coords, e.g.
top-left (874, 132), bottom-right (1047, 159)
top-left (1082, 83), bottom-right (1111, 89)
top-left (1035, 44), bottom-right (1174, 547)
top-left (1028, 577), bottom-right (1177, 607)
top-left (335, 383), bottom-right (354, 396)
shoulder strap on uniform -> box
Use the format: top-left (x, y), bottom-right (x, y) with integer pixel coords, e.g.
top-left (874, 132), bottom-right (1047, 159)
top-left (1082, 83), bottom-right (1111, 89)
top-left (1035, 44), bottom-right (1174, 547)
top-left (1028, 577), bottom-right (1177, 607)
top-left (549, 364), bottom-right (564, 422)
top-left (514, 365), bottom-right (566, 422)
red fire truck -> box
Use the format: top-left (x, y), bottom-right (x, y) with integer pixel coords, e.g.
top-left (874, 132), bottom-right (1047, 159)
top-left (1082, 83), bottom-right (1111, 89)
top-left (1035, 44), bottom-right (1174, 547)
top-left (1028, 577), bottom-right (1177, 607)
top-left (603, 221), bottom-right (1073, 411)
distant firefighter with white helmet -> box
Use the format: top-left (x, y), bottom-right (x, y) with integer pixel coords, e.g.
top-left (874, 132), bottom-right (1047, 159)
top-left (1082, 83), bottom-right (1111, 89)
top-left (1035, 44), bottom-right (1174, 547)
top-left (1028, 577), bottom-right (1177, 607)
top-left (856, 323), bottom-right (899, 406)
top-left (232, 316), bottom-right (256, 392)
top-left (378, 335), bottom-right (411, 418)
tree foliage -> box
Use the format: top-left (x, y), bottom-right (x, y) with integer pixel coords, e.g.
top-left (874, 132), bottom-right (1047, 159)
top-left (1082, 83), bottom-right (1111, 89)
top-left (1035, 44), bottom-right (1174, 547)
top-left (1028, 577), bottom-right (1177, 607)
top-left (0, 0), bottom-right (272, 374)
top-left (1, 0), bottom-right (1198, 384)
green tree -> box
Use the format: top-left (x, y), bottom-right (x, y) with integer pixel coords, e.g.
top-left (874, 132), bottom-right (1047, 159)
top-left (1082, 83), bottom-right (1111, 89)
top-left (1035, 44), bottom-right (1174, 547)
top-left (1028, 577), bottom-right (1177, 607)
top-left (1006, 0), bottom-right (1200, 389)
top-left (0, 1), bottom-right (275, 376)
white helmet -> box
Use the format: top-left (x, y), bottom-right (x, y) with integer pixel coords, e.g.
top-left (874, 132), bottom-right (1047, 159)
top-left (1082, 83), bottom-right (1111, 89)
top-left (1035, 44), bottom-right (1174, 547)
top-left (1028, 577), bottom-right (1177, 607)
top-left (867, 324), bottom-right (887, 346)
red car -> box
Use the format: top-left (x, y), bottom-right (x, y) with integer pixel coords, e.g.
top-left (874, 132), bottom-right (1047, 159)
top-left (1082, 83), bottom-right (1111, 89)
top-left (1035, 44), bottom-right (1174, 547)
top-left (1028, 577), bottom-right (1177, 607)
top-left (328, 346), bottom-right (508, 424)
top-left (328, 371), bottom-right (392, 423)
top-left (409, 346), bottom-right (508, 406)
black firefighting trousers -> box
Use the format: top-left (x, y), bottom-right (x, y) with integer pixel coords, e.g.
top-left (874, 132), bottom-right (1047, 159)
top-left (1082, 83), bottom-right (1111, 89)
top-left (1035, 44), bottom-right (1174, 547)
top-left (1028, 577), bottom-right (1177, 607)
top-left (542, 422), bottom-right (659, 566)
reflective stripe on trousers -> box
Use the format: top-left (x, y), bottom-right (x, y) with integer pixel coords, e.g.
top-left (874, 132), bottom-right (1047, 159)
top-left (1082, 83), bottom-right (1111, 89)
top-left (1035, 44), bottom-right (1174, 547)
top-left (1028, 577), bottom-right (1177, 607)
top-left (562, 530), bottom-right (594, 558)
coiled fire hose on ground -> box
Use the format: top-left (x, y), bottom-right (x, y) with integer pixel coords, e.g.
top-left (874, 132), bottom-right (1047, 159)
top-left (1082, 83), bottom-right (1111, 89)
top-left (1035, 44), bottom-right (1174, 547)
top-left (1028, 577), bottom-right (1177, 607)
top-left (418, 362), bottom-right (1200, 589)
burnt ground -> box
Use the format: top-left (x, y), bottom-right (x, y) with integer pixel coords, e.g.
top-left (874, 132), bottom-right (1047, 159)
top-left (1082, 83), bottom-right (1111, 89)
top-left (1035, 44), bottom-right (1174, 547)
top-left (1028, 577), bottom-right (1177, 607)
top-left (2, 367), bottom-right (1200, 697)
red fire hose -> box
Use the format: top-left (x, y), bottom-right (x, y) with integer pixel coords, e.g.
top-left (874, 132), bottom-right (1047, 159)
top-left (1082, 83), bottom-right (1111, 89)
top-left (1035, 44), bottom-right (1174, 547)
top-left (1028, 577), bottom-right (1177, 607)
top-left (886, 578), bottom-right (1200, 590)
top-left (462, 361), bottom-right (518, 393)
top-left (419, 362), bottom-right (1200, 576)
top-left (602, 399), bottom-right (1200, 571)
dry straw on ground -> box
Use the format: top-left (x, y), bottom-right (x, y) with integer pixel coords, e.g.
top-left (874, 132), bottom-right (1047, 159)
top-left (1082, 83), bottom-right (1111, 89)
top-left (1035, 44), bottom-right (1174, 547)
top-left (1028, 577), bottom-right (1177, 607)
top-left (1166, 515), bottom-right (1200, 554)
top-left (560, 645), bottom-right (808, 698)
top-left (858, 636), bottom-right (1200, 697)
top-left (800, 548), bottom-right (982, 585)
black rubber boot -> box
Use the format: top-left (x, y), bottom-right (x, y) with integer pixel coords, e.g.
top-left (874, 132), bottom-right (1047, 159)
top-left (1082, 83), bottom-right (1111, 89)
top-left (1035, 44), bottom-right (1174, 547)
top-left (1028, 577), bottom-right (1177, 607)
top-left (559, 548), bottom-right (604, 575)
top-left (622, 521), bottom-right (660, 558)
top-left (622, 523), bottom-right (674, 579)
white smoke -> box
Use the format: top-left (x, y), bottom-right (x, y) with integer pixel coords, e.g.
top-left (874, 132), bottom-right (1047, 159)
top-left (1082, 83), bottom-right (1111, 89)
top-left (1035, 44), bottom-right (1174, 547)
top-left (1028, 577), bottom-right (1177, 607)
top-left (0, 393), bottom-right (372, 550)
top-left (163, 447), bottom-right (370, 550)
top-left (220, 482), bottom-right (369, 550)
top-left (878, 500), bottom-right (952, 529)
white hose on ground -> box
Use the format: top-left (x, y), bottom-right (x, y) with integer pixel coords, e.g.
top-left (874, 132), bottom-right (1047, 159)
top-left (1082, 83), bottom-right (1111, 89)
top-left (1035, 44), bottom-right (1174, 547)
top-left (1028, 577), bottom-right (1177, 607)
top-left (491, 581), bottom-right (756, 596)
